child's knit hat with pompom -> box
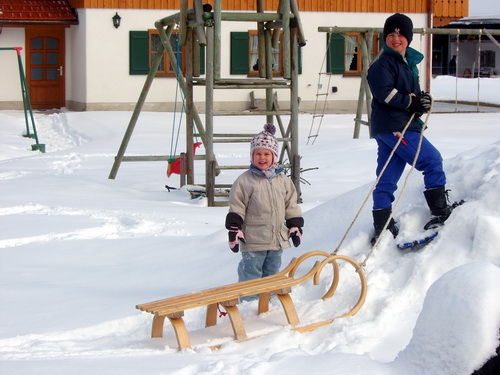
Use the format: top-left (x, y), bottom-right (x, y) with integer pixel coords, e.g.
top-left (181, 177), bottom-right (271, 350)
top-left (250, 123), bottom-right (279, 163)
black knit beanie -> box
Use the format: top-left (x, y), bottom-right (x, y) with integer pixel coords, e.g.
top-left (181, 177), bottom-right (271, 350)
top-left (383, 13), bottom-right (413, 45)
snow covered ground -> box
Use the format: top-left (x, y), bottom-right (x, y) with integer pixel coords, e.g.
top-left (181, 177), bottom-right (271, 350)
top-left (0, 76), bottom-right (499, 374)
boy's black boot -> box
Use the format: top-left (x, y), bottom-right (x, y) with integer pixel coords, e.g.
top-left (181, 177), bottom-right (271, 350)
top-left (371, 208), bottom-right (399, 245)
top-left (423, 186), bottom-right (452, 230)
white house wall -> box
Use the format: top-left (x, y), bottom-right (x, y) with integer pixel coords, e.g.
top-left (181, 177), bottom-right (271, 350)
top-left (0, 28), bottom-right (26, 106)
top-left (82, 10), bottom-right (427, 113)
top-left (0, 10), bottom-right (429, 112)
top-left (67, 9), bottom-right (85, 109)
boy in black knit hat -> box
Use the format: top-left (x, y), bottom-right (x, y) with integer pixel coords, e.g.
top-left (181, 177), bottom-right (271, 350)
top-left (225, 124), bottom-right (303, 302)
top-left (367, 13), bottom-right (452, 245)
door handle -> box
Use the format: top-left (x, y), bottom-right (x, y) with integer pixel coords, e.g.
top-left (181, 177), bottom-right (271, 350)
top-left (57, 66), bottom-right (63, 76)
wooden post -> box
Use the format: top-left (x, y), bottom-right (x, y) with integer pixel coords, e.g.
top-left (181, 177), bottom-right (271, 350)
top-left (192, 30), bottom-right (201, 77)
top-left (265, 29), bottom-right (274, 124)
top-left (213, 0), bottom-right (222, 80)
top-left (179, 0), bottom-right (188, 46)
top-left (353, 33), bottom-right (373, 139)
top-left (180, 152), bottom-right (187, 187)
top-left (290, 0), bottom-right (306, 47)
top-left (363, 33), bottom-right (373, 136)
top-left (205, 25), bottom-right (215, 206)
top-left (193, 0), bottom-right (207, 45)
top-left (185, 29), bottom-right (195, 185)
top-left (291, 28), bottom-right (301, 201)
top-left (108, 34), bottom-right (167, 179)
top-left (157, 23), bottom-right (207, 148)
top-left (280, 0), bottom-right (291, 79)
top-left (257, 0), bottom-right (267, 78)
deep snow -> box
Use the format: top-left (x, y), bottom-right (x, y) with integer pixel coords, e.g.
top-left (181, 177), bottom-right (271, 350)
top-left (0, 76), bottom-right (499, 374)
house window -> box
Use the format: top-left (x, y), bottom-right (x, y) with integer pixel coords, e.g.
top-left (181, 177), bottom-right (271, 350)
top-left (231, 31), bottom-right (301, 76)
top-left (480, 50), bottom-right (495, 68)
top-left (129, 30), bottom-right (204, 76)
top-left (327, 33), bottom-right (379, 75)
top-left (149, 30), bottom-right (185, 77)
top-left (248, 31), bottom-right (282, 75)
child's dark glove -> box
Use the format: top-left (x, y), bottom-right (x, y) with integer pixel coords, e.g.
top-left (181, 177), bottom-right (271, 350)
top-left (417, 92), bottom-right (432, 111)
top-left (228, 226), bottom-right (245, 253)
top-left (407, 93), bottom-right (426, 116)
top-left (289, 227), bottom-right (303, 247)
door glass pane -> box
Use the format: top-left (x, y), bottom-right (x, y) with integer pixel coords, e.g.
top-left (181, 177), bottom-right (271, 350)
top-left (47, 52), bottom-right (58, 65)
top-left (47, 68), bottom-right (59, 80)
top-left (32, 68), bottom-right (43, 80)
top-left (46, 37), bottom-right (59, 50)
top-left (31, 37), bottom-right (43, 50)
top-left (31, 53), bottom-right (43, 65)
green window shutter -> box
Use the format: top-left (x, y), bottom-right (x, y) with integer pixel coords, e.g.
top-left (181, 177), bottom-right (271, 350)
top-left (327, 33), bottom-right (344, 74)
top-left (230, 32), bottom-right (249, 75)
top-left (130, 31), bottom-right (149, 75)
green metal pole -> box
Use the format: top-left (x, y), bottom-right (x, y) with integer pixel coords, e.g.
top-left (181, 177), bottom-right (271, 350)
top-left (0, 47), bottom-right (45, 152)
top-left (16, 48), bottom-right (44, 152)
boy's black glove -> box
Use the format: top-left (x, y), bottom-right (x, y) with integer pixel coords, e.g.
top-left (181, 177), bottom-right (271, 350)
top-left (417, 92), bottom-right (432, 111)
top-left (289, 227), bottom-right (303, 247)
top-left (228, 227), bottom-right (245, 253)
top-left (407, 94), bottom-right (426, 116)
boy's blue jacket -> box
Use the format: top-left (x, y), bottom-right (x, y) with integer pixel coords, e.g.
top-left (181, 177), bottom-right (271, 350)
top-left (367, 45), bottom-right (425, 136)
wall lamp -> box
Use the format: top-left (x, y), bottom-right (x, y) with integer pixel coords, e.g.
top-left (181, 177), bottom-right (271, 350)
top-left (112, 12), bottom-right (121, 29)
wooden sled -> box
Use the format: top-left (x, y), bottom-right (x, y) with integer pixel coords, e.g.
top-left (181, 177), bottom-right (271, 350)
top-left (136, 250), bottom-right (367, 351)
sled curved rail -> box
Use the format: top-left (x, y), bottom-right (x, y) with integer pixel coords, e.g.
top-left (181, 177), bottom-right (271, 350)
top-left (136, 250), bottom-right (367, 350)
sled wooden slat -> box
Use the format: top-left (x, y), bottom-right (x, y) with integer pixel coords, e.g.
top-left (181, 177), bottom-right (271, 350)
top-left (136, 251), bottom-right (368, 351)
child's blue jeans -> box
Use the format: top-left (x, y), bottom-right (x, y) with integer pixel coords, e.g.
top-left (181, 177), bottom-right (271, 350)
top-left (238, 250), bottom-right (283, 302)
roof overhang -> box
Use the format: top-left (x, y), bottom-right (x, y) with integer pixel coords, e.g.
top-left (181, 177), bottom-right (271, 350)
top-left (0, 0), bottom-right (78, 26)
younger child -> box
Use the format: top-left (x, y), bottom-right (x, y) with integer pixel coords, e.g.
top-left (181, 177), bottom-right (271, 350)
top-left (225, 123), bottom-right (304, 301)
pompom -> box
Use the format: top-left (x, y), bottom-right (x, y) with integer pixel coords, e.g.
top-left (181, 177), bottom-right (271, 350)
top-left (263, 123), bottom-right (276, 136)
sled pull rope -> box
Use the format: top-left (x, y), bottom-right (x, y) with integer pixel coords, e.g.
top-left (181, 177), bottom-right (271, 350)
top-left (360, 99), bottom-right (433, 268)
top-left (332, 113), bottom-right (415, 255)
top-left (333, 97), bottom-right (434, 269)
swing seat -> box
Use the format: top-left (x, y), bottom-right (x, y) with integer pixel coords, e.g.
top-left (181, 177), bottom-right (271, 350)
top-left (167, 142), bottom-right (202, 177)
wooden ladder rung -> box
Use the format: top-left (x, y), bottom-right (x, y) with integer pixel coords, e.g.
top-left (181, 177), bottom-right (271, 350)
top-left (215, 165), bottom-right (249, 170)
top-left (213, 110), bottom-right (292, 116)
top-left (211, 201), bottom-right (229, 207)
top-left (194, 78), bottom-right (290, 86)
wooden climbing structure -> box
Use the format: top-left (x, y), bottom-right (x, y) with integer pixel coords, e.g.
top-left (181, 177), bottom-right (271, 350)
top-left (109, 0), bottom-right (305, 206)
